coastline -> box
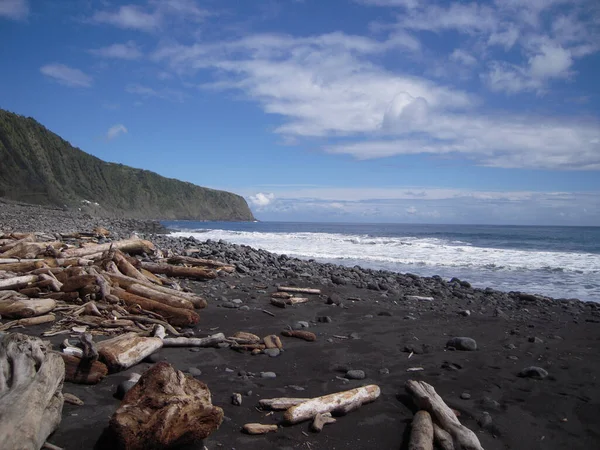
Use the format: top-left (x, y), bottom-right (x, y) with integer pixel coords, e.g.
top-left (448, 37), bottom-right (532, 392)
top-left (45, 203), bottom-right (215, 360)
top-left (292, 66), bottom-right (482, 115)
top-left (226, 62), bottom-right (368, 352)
top-left (1, 203), bottom-right (600, 449)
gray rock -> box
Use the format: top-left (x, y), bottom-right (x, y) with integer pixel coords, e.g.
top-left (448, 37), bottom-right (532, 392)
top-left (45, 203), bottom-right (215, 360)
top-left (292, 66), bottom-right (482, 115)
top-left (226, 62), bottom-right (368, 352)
top-left (460, 392), bottom-right (471, 400)
top-left (505, 343), bottom-right (517, 350)
top-left (232, 298), bottom-right (243, 304)
top-left (264, 348), bottom-right (280, 357)
top-left (239, 305), bottom-right (250, 311)
top-left (231, 393), bottom-right (242, 406)
top-left (317, 316), bottom-right (332, 323)
top-left (478, 411), bottom-right (493, 429)
top-left (378, 368), bottom-right (390, 375)
top-left (327, 293), bottom-right (342, 305)
top-left (528, 336), bottom-right (544, 344)
top-left (346, 370), bottom-right (366, 380)
top-left (446, 337), bottom-right (477, 351)
top-left (518, 366), bottom-right (548, 379)
top-left (188, 367), bottom-right (202, 377)
top-left (458, 309), bottom-right (471, 317)
top-left (350, 332), bottom-right (360, 340)
top-left (293, 321), bottom-right (310, 329)
top-left (221, 302), bottom-right (240, 309)
top-left (261, 371), bottom-right (277, 379)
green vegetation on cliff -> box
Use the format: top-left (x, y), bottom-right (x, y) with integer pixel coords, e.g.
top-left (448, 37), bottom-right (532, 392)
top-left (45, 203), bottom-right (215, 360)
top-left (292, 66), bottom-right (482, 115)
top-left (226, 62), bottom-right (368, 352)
top-left (0, 109), bottom-right (255, 221)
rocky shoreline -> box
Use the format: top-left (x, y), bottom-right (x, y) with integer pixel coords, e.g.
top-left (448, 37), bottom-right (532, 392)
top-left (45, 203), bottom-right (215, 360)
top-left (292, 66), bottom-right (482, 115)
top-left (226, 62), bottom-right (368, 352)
top-left (1, 201), bottom-right (599, 449)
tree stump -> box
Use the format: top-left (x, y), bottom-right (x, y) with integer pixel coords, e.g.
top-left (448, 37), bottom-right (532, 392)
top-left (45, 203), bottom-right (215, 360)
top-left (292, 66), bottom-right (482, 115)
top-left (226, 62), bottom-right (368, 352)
top-left (0, 333), bottom-right (65, 450)
top-left (108, 362), bottom-right (223, 450)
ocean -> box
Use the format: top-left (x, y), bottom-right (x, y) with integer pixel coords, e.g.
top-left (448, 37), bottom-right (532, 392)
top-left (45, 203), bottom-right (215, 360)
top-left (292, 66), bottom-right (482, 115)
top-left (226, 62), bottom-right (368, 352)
top-left (162, 221), bottom-right (600, 303)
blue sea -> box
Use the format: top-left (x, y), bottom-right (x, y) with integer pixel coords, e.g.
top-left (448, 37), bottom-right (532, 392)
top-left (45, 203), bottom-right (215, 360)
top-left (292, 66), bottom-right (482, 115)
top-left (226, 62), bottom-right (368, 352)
top-left (163, 222), bottom-right (600, 303)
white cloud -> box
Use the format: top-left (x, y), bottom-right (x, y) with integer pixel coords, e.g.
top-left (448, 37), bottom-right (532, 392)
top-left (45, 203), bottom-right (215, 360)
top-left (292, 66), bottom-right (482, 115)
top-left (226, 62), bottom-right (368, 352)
top-left (106, 124), bottom-right (127, 140)
top-left (248, 192), bottom-right (275, 208)
top-left (90, 41), bottom-right (143, 60)
top-left (449, 49), bottom-right (477, 66)
top-left (125, 83), bottom-right (186, 102)
top-left (528, 44), bottom-right (573, 79)
top-left (40, 63), bottom-right (92, 88)
top-left (0, 0), bottom-right (28, 20)
top-left (92, 5), bottom-right (159, 31)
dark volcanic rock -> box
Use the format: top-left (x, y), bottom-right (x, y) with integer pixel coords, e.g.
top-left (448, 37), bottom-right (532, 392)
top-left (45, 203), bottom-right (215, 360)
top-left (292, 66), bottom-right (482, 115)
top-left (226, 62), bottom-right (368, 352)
top-left (446, 337), bottom-right (478, 351)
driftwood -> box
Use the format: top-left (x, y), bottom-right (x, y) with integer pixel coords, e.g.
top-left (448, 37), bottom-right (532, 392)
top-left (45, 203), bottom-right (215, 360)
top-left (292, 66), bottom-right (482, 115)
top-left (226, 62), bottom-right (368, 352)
top-left (108, 362), bottom-right (223, 450)
top-left (0, 313), bottom-right (55, 331)
top-left (112, 287), bottom-right (200, 327)
top-left (2, 241), bottom-right (61, 259)
top-left (230, 331), bottom-right (261, 344)
top-left (0, 291), bottom-right (56, 318)
top-left (165, 256), bottom-right (235, 273)
top-left (311, 412), bottom-right (336, 432)
top-left (60, 275), bottom-right (97, 292)
top-left (63, 393), bottom-right (84, 406)
top-left (97, 332), bottom-right (163, 372)
top-left (263, 335), bottom-right (283, 349)
top-left (0, 275), bottom-right (38, 290)
top-left (259, 397), bottom-right (308, 410)
top-left (433, 424), bottom-right (455, 450)
top-left (0, 260), bottom-right (47, 273)
top-left (405, 380), bottom-right (483, 450)
top-left (113, 251), bottom-right (147, 282)
top-left (281, 330), bottom-right (317, 342)
top-left (125, 284), bottom-right (195, 310)
top-left (409, 410), bottom-right (434, 450)
top-left (271, 291), bottom-right (291, 299)
top-left (60, 238), bottom-right (155, 258)
top-left (0, 333), bottom-right (65, 450)
top-left (162, 333), bottom-right (225, 348)
top-left (140, 262), bottom-right (217, 281)
top-left (60, 353), bottom-right (108, 384)
top-left (283, 385), bottom-right (381, 424)
top-left (243, 423), bottom-right (278, 435)
top-left (277, 286), bottom-right (321, 295)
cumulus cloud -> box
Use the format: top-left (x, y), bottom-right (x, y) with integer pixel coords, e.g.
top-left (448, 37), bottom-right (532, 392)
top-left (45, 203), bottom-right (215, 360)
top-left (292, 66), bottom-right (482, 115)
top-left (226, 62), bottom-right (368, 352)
top-left (90, 41), bottom-right (143, 60)
top-left (92, 5), bottom-right (159, 31)
top-left (0, 0), bottom-right (28, 20)
top-left (40, 63), bottom-right (92, 87)
top-left (106, 124), bottom-right (127, 140)
top-left (248, 192), bottom-right (275, 207)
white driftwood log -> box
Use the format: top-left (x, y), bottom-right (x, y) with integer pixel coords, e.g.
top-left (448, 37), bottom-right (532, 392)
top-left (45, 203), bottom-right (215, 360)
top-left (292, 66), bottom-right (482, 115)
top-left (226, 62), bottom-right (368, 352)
top-left (311, 413), bottom-right (336, 432)
top-left (405, 380), bottom-right (483, 450)
top-left (0, 291), bottom-right (56, 319)
top-left (60, 238), bottom-right (155, 258)
top-left (259, 397), bottom-right (308, 410)
top-left (0, 275), bottom-right (38, 291)
top-left (243, 423), bottom-right (278, 435)
top-left (433, 424), bottom-right (455, 450)
top-left (162, 333), bottom-right (225, 348)
top-left (409, 410), bottom-right (434, 450)
top-left (97, 332), bottom-right (163, 372)
top-left (0, 333), bottom-right (65, 450)
top-left (277, 286), bottom-right (321, 295)
top-left (283, 385), bottom-right (380, 424)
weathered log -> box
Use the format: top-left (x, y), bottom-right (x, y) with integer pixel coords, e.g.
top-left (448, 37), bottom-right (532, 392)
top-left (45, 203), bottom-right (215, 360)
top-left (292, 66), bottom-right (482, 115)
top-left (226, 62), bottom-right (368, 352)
top-left (283, 385), bottom-right (381, 424)
top-left (60, 238), bottom-right (156, 258)
top-left (433, 424), bottom-right (455, 450)
top-left (140, 262), bottom-right (217, 280)
top-left (97, 332), bottom-right (163, 372)
top-left (271, 291), bottom-right (291, 299)
top-left (263, 335), bottom-right (283, 349)
top-left (37, 274), bottom-right (63, 292)
top-left (243, 423), bottom-right (278, 435)
top-left (0, 291), bottom-right (56, 319)
top-left (281, 330), bottom-right (317, 342)
top-left (0, 235), bottom-right (35, 253)
top-left (0, 260), bottom-right (47, 273)
top-left (18, 287), bottom-right (42, 297)
top-left (289, 297), bottom-right (309, 305)
top-left (0, 258), bottom-right (43, 264)
top-left (259, 397), bottom-right (308, 410)
top-left (125, 283), bottom-right (196, 310)
top-left (162, 333), bottom-right (226, 348)
top-left (140, 268), bottom-right (163, 285)
top-left (0, 313), bottom-right (55, 332)
top-left (60, 353), bottom-right (108, 384)
top-left (112, 287), bottom-right (200, 327)
top-left (0, 274), bottom-right (38, 291)
top-left (165, 256), bottom-right (235, 273)
top-left (108, 362), bottom-right (223, 450)
top-left (88, 267), bottom-right (110, 300)
top-left (39, 292), bottom-right (79, 302)
top-left (113, 251), bottom-right (147, 282)
top-left (405, 380), bottom-right (483, 450)
top-left (44, 257), bottom-right (94, 268)
top-left (311, 412), bottom-right (336, 432)
top-left (277, 286), bottom-right (321, 295)
top-left (79, 333), bottom-right (99, 362)
top-left (1, 241), bottom-right (58, 259)
top-left (229, 331), bottom-right (261, 344)
top-left (119, 315), bottom-right (181, 336)
top-left (0, 333), bottom-right (65, 450)
top-left (60, 274), bottom-right (97, 292)
top-left (409, 410), bottom-right (434, 450)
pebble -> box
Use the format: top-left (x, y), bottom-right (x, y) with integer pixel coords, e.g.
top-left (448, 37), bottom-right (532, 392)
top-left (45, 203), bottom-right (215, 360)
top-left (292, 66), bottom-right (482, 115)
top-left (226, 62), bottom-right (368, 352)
top-left (317, 316), bottom-right (332, 323)
top-left (239, 305), bottom-right (250, 311)
top-left (263, 348), bottom-right (280, 357)
top-left (327, 293), bottom-right (343, 305)
top-left (478, 411), bottom-right (493, 429)
top-left (460, 392), bottom-right (471, 400)
top-left (346, 370), bottom-right (366, 380)
top-left (350, 332), bottom-right (360, 340)
top-left (528, 336), bottom-right (544, 343)
top-left (505, 343), bottom-right (517, 350)
top-left (378, 311), bottom-right (393, 317)
top-left (261, 371), bottom-right (277, 379)
top-left (221, 302), bottom-right (239, 309)
top-left (518, 366), bottom-right (549, 379)
top-left (232, 298), bottom-right (243, 304)
top-left (231, 393), bottom-right (242, 406)
top-left (293, 321), bottom-right (310, 329)
top-left (446, 337), bottom-right (477, 351)
top-left (458, 309), bottom-right (471, 317)
top-left (188, 367), bottom-right (202, 377)
top-left (480, 397), bottom-right (502, 410)
top-left (378, 368), bottom-right (390, 375)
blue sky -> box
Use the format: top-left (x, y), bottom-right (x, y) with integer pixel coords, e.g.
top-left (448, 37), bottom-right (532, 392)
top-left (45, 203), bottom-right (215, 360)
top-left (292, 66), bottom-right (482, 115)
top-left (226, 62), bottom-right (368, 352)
top-left (1, 0), bottom-right (599, 225)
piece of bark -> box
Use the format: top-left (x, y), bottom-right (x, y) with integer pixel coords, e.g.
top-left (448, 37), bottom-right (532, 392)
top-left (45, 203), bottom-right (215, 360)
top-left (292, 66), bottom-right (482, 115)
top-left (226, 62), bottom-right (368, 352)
top-left (0, 274), bottom-right (38, 291)
top-left (281, 330), bottom-right (317, 342)
top-left (283, 385), bottom-right (381, 424)
top-left (433, 424), bottom-right (455, 450)
top-left (63, 393), bottom-right (84, 406)
top-left (409, 410), bottom-right (434, 450)
top-left (311, 412), bottom-right (336, 432)
top-left (405, 380), bottom-right (483, 450)
top-left (0, 313), bottom-right (55, 332)
top-left (109, 362), bottom-right (223, 450)
top-left (259, 397), bottom-right (308, 410)
top-left (0, 333), bottom-right (65, 450)
top-left (112, 287), bottom-right (200, 327)
top-left (0, 291), bottom-right (56, 319)
top-left (165, 256), bottom-right (235, 273)
top-left (140, 262), bottom-right (217, 281)
top-left (97, 332), bottom-right (163, 372)
top-left (162, 333), bottom-right (226, 348)
top-left (243, 423), bottom-right (278, 435)
top-left (0, 260), bottom-right (47, 273)
top-left (60, 238), bottom-right (156, 258)
top-left (60, 353), bottom-right (108, 384)
top-left (277, 286), bottom-right (321, 295)
top-left (263, 335), bottom-right (283, 349)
